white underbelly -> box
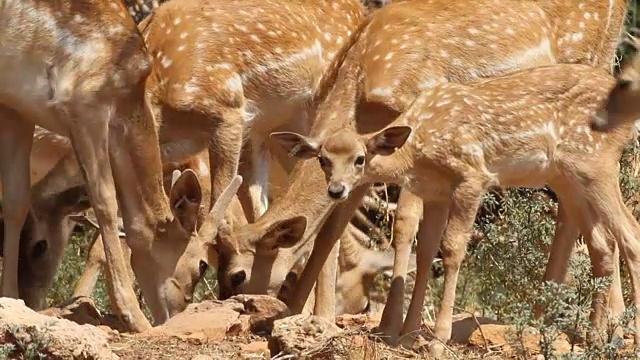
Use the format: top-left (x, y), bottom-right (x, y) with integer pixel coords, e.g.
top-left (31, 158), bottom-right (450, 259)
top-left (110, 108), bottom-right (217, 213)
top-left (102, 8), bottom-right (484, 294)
top-left (488, 150), bottom-right (552, 188)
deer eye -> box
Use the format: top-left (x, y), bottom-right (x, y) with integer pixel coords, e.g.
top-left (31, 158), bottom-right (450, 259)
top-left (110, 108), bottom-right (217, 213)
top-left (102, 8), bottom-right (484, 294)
top-left (354, 155), bottom-right (365, 166)
top-left (318, 156), bottom-right (330, 168)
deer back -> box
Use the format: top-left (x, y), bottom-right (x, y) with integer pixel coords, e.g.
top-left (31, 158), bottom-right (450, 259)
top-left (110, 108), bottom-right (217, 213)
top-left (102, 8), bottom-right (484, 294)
top-left (141, 0), bottom-right (365, 129)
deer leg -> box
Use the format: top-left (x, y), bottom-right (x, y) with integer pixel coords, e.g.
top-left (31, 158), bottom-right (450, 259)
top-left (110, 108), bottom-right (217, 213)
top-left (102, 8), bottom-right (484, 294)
top-left (237, 136), bottom-right (269, 223)
top-left (68, 121), bottom-right (150, 331)
top-left (601, 184), bottom-right (640, 345)
top-left (400, 198), bottom-right (450, 349)
top-left (207, 110), bottom-right (244, 212)
top-left (287, 184), bottom-right (370, 316)
top-left (314, 236), bottom-right (339, 317)
top-left (430, 183), bottom-right (486, 356)
top-left (0, 108), bottom-right (34, 299)
top-left (553, 181), bottom-right (626, 344)
top-left (377, 189), bottom-right (423, 345)
top-left (534, 201), bottom-right (580, 319)
top-left (72, 231), bottom-right (105, 298)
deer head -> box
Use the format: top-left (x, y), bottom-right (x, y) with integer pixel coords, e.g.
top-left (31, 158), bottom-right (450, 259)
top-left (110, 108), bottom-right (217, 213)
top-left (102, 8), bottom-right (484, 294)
top-left (271, 127), bottom-right (411, 200)
top-left (592, 35), bottom-right (640, 132)
top-left (129, 172), bottom-right (243, 321)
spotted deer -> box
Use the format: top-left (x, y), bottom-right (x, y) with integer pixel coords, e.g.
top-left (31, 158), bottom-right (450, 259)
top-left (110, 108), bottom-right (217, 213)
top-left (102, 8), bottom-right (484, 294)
top-left (18, 0), bottom-right (397, 319)
top-left (219, 0), bottom-right (629, 348)
top-left (6, 130), bottom-right (402, 316)
top-left (132, 0), bottom-right (365, 226)
top-left (124, 0), bottom-right (390, 25)
top-left (71, 211), bottom-right (415, 316)
top-left (0, 0), bottom-right (244, 332)
top-left (273, 63), bottom-right (640, 348)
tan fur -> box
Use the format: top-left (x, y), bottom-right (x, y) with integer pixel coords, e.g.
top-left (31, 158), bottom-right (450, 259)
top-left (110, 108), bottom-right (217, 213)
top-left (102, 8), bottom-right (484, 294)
top-left (139, 0), bottom-right (365, 224)
top-left (0, 0), bottom-right (154, 331)
top-left (280, 64), bottom-right (640, 348)
top-left (0, 0), bottom-right (242, 331)
top-left (71, 150), bottom-right (245, 300)
top-left (234, 0), bottom-right (629, 349)
top-left (13, 0), bottom-right (367, 321)
top-left (122, 0), bottom-right (365, 319)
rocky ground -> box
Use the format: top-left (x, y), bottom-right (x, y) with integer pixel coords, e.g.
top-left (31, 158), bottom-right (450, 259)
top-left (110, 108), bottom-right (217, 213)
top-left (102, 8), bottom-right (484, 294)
top-left (0, 296), bottom-right (636, 360)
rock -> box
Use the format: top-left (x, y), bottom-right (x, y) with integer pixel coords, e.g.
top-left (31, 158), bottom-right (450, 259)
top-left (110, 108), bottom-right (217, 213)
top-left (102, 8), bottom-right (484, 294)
top-left (191, 355), bottom-right (213, 360)
top-left (142, 300), bottom-right (240, 342)
top-left (269, 315), bottom-right (342, 357)
top-left (39, 296), bottom-right (102, 327)
top-left (241, 341), bottom-right (270, 357)
top-left (226, 314), bottom-right (251, 337)
top-left (0, 298), bottom-right (117, 359)
top-left (335, 314), bottom-right (379, 331)
top-left (468, 324), bottom-right (573, 356)
top-left (449, 314), bottom-right (503, 344)
top-left (230, 294), bottom-right (291, 334)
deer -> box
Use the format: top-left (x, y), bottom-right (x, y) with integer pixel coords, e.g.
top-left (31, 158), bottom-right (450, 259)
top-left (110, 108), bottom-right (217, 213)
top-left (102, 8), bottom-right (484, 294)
top-left (71, 210), bottom-right (416, 316)
top-left (17, 0), bottom-right (369, 318)
top-left (217, 0), bottom-right (630, 351)
top-left (6, 126), bottom-right (404, 316)
top-left (271, 63), bottom-right (640, 350)
top-left (0, 0), bottom-right (244, 332)
top-left (592, 35), bottom-right (640, 132)
top-left (123, 0), bottom-right (391, 25)
top-left (27, 142), bottom-right (412, 316)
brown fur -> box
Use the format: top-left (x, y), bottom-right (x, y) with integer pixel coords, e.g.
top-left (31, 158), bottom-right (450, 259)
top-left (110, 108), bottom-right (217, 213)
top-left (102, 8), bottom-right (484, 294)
top-left (592, 36), bottom-right (640, 131)
top-left (228, 0), bottom-right (628, 351)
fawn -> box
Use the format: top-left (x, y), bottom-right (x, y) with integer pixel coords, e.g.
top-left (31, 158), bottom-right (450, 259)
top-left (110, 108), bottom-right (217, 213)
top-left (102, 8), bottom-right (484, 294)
top-left (272, 63), bottom-right (640, 347)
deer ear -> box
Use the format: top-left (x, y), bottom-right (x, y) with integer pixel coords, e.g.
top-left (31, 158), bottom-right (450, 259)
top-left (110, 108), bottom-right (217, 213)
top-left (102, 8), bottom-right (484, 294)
top-left (366, 126), bottom-right (412, 156)
top-left (169, 169), bottom-right (203, 232)
top-left (270, 132), bottom-right (321, 159)
top-left (258, 216), bottom-right (307, 251)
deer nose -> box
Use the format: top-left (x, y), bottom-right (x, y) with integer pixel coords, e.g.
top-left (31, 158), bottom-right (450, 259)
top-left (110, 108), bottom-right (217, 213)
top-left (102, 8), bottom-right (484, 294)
top-left (327, 183), bottom-right (346, 199)
top-left (229, 270), bottom-right (246, 289)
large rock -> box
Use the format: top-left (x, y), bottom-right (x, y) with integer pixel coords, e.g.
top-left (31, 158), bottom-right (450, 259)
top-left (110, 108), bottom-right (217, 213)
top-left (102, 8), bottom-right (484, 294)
top-left (39, 296), bottom-right (102, 327)
top-left (142, 300), bottom-right (240, 342)
top-left (142, 295), bottom-right (289, 342)
top-left (0, 298), bottom-right (117, 359)
top-left (230, 294), bottom-right (290, 334)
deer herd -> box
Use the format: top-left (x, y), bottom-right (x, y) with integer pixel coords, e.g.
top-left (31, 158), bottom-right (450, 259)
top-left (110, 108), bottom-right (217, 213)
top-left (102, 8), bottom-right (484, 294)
top-left (1, 0), bottom-right (640, 356)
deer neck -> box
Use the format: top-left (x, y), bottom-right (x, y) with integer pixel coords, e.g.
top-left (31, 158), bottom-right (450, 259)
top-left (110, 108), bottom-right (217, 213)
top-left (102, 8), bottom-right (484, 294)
top-left (111, 98), bottom-right (174, 247)
top-left (262, 39), bottom-right (366, 236)
top-left (367, 136), bottom-right (415, 186)
top-left (338, 229), bottom-right (366, 271)
top-left (541, 0), bottom-right (628, 70)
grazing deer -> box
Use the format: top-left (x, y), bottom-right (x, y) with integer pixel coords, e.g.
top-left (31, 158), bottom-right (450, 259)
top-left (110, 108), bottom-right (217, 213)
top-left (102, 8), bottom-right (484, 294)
top-left (220, 0), bottom-right (629, 349)
top-left (271, 64), bottom-right (640, 348)
top-left (71, 212), bottom-right (415, 316)
top-left (8, 130), bottom-right (403, 316)
top-left (0, 0), bottom-right (242, 331)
